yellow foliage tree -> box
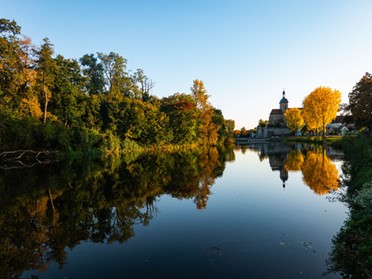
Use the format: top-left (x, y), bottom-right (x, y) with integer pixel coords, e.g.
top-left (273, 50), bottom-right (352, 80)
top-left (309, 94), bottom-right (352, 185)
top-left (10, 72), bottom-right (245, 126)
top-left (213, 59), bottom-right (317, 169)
top-left (191, 80), bottom-right (220, 145)
top-left (302, 86), bottom-right (341, 136)
top-left (301, 150), bottom-right (340, 195)
top-left (19, 97), bottom-right (43, 119)
top-left (284, 108), bottom-right (304, 133)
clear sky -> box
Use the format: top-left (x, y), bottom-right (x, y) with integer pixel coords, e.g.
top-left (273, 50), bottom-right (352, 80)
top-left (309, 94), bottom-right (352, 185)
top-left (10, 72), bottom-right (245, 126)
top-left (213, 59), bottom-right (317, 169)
top-left (2, 0), bottom-right (372, 129)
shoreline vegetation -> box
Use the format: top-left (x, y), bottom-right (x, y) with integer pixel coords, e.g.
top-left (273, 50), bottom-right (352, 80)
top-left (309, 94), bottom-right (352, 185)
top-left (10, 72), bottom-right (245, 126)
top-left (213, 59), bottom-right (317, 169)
top-left (327, 135), bottom-right (372, 278)
top-left (0, 19), bottom-right (236, 164)
top-left (235, 135), bottom-right (344, 146)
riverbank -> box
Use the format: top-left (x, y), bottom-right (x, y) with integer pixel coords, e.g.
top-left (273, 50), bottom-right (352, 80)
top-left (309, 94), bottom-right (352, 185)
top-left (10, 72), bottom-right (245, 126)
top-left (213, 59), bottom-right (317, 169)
top-left (282, 135), bottom-right (344, 145)
top-left (328, 135), bottom-right (372, 278)
top-left (235, 135), bottom-right (344, 146)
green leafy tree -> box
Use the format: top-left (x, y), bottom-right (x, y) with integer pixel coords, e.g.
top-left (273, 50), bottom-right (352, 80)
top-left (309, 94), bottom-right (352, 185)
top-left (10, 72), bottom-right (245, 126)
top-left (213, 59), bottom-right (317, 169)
top-left (225, 119), bottom-right (235, 136)
top-left (348, 72), bottom-right (372, 134)
top-left (50, 55), bottom-right (86, 127)
top-left (80, 53), bottom-right (105, 95)
top-left (161, 93), bottom-right (198, 144)
top-left (97, 52), bottom-right (134, 99)
top-left (35, 37), bottom-right (58, 124)
top-left (133, 68), bottom-right (155, 101)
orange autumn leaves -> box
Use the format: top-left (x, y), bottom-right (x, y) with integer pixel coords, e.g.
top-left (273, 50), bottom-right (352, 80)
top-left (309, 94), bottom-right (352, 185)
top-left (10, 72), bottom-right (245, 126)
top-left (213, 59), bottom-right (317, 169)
top-left (285, 149), bottom-right (340, 195)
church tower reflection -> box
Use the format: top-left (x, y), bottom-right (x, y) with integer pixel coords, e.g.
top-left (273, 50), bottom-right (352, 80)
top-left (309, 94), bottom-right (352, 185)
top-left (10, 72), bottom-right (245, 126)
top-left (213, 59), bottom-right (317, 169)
top-left (250, 143), bottom-right (290, 188)
top-left (248, 143), bottom-right (340, 194)
top-left (269, 152), bottom-right (288, 188)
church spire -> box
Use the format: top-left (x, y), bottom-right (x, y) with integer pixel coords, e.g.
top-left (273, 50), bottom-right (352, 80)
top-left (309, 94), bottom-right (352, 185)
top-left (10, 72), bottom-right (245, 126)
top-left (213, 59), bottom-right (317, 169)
top-left (279, 89), bottom-right (288, 112)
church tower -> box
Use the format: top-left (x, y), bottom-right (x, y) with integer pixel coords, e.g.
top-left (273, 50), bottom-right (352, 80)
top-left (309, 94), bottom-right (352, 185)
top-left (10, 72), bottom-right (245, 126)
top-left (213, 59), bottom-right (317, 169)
top-left (279, 90), bottom-right (288, 113)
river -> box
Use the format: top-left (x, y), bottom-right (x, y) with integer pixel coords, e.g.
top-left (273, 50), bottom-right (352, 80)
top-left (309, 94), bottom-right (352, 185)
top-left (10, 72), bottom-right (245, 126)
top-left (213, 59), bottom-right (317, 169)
top-left (0, 143), bottom-right (348, 279)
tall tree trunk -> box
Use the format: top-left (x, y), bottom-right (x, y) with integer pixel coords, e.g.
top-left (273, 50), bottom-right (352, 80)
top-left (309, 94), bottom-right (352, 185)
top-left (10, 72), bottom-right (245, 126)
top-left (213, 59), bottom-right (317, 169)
top-left (43, 71), bottom-right (48, 124)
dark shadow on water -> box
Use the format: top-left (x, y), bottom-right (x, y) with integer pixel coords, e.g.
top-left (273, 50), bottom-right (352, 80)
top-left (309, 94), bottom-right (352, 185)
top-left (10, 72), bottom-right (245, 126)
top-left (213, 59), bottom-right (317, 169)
top-left (0, 146), bottom-right (234, 278)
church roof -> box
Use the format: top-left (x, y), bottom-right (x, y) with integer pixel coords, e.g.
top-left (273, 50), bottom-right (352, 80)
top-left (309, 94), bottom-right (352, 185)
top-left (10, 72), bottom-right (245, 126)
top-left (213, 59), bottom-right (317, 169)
top-left (270, 109), bottom-right (283, 115)
top-left (279, 96), bottom-right (288, 104)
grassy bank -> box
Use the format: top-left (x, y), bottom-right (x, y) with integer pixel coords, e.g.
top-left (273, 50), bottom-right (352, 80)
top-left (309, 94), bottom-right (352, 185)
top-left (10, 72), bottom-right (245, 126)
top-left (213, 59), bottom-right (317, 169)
top-left (282, 135), bottom-right (344, 145)
top-left (328, 135), bottom-right (372, 278)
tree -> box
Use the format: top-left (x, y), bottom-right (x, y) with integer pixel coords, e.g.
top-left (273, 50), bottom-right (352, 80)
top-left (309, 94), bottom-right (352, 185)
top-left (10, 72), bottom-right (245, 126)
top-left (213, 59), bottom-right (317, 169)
top-left (35, 37), bottom-right (57, 124)
top-left (160, 93), bottom-right (198, 144)
top-left (133, 68), bottom-right (155, 101)
top-left (0, 19), bottom-right (39, 118)
top-left (284, 108), bottom-right (304, 134)
top-left (191, 80), bottom-right (219, 145)
top-left (348, 72), bottom-right (372, 134)
top-left (80, 53), bottom-right (105, 95)
top-left (50, 55), bottom-right (86, 127)
top-left (302, 86), bottom-right (341, 136)
top-left (224, 119), bottom-right (235, 142)
top-left (97, 52), bottom-right (133, 98)
top-left (240, 127), bottom-right (248, 137)
top-left (258, 119), bottom-right (268, 128)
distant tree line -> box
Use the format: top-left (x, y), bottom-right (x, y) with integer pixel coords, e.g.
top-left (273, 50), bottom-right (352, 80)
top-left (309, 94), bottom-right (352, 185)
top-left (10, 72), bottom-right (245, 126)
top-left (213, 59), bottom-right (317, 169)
top-left (0, 19), bottom-right (235, 159)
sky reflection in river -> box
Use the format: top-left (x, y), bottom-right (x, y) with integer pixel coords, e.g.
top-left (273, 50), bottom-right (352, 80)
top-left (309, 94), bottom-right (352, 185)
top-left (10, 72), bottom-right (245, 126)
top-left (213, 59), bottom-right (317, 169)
top-left (16, 144), bottom-right (349, 279)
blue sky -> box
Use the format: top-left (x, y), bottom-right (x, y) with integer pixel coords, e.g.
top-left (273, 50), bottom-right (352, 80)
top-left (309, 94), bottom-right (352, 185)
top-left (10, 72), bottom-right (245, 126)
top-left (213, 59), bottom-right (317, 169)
top-left (2, 0), bottom-right (372, 129)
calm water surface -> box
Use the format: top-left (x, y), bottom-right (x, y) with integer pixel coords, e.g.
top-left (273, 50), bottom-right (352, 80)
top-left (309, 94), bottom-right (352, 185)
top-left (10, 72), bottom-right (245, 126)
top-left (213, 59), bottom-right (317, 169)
top-left (1, 144), bottom-right (347, 279)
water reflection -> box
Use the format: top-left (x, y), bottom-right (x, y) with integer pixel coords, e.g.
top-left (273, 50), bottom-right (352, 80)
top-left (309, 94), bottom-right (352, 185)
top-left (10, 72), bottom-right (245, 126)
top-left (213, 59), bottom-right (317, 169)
top-left (0, 143), bottom-right (343, 278)
top-left (0, 146), bottom-right (234, 278)
top-left (244, 143), bottom-right (341, 194)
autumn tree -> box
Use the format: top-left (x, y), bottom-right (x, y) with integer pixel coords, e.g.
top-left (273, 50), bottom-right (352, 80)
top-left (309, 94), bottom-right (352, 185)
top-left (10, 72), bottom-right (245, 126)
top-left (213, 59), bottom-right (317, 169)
top-left (348, 72), bottom-right (372, 134)
top-left (191, 80), bottom-right (220, 145)
top-left (284, 108), bottom-right (304, 134)
top-left (302, 86), bottom-right (341, 136)
top-left (0, 19), bottom-right (40, 118)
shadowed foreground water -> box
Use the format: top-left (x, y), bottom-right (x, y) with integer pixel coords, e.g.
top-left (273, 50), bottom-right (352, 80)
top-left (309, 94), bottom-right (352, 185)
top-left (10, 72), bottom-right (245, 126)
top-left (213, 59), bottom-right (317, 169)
top-left (0, 144), bottom-right (348, 279)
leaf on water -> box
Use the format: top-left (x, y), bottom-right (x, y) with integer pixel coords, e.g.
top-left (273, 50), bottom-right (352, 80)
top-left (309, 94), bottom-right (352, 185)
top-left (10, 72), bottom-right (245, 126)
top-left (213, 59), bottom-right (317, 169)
top-left (279, 241), bottom-right (289, 247)
top-left (301, 241), bottom-right (316, 253)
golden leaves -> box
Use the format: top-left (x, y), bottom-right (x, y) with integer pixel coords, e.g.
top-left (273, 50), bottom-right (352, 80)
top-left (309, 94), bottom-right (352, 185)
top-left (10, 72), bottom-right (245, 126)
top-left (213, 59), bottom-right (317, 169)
top-left (284, 108), bottom-right (304, 132)
top-left (303, 86), bottom-right (341, 133)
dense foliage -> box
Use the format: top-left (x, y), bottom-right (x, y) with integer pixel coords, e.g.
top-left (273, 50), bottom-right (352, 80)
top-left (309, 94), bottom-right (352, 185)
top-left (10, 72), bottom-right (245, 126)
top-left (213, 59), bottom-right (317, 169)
top-left (0, 19), bottom-right (234, 159)
top-left (327, 135), bottom-right (372, 278)
top-left (348, 72), bottom-right (372, 135)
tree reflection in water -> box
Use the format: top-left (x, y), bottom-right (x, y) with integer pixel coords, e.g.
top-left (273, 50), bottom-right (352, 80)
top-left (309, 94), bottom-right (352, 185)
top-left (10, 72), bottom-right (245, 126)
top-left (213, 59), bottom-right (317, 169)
top-left (302, 149), bottom-right (340, 195)
top-left (0, 146), bottom-right (234, 278)
top-left (247, 143), bottom-right (340, 194)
